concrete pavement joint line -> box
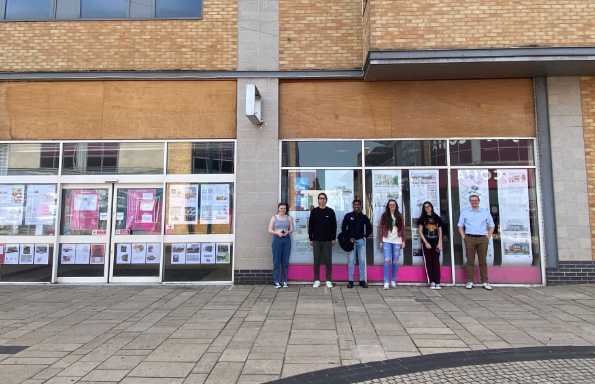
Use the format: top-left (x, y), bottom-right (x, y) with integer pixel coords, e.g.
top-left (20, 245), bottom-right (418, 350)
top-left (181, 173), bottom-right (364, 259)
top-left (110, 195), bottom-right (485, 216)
top-left (266, 346), bottom-right (595, 384)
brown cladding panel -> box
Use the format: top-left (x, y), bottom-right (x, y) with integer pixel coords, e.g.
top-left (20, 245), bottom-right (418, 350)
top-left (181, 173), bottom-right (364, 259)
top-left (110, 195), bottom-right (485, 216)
top-left (280, 80), bottom-right (535, 139)
top-left (0, 81), bottom-right (236, 140)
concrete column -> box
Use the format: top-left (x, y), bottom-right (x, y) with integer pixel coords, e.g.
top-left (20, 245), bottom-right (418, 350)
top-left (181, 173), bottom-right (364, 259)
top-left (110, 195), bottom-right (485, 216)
top-left (235, 1), bottom-right (279, 279)
top-left (548, 77), bottom-right (592, 261)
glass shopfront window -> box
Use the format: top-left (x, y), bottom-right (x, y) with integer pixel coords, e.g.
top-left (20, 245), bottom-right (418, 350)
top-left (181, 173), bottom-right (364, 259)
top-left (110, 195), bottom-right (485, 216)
top-left (281, 139), bottom-right (541, 285)
top-left (0, 143), bottom-right (60, 175)
top-left (167, 142), bottom-right (234, 174)
top-left (0, 243), bottom-right (54, 282)
top-left (163, 243), bottom-right (232, 282)
top-left (0, 184), bottom-right (57, 236)
top-left (61, 189), bottom-right (109, 236)
top-left (114, 188), bottom-right (163, 235)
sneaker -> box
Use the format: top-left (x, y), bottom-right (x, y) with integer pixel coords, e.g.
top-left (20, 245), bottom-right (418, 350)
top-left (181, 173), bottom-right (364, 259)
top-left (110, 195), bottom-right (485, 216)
top-left (430, 282), bottom-right (436, 289)
top-left (313, 280), bottom-right (320, 288)
top-left (383, 282), bottom-right (389, 290)
top-left (483, 283), bottom-right (493, 291)
top-left (326, 281), bottom-right (333, 288)
top-left (359, 281), bottom-right (368, 288)
top-left (465, 282), bottom-right (473, 289)
top-left (435, 284), bottom-right (442, 290)
top-left (274, 282), bottom-right (281, 289)
top-left (282, 282), bottom-right (288, 288)
top-left (347, 281), bottom-right (354, 289)
top-left (391, 281), bottom-right (397, 288)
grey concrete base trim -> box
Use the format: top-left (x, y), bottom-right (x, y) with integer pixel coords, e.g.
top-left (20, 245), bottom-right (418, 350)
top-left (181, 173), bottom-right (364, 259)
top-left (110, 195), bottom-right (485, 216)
top-left (268, 346), bottom-right (595, 384)
top-left (0, 70), bottom-right (363, 81)
top-left (546, 261), bottom-right (595, 285)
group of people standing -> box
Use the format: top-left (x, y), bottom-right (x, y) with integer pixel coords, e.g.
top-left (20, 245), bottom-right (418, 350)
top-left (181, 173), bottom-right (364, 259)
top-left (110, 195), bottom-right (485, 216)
top-left (269, 193), bottom-right (495, 290)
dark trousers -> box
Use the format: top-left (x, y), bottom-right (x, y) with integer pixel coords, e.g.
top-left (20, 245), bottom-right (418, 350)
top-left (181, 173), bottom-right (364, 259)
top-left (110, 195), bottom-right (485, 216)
top-left (423, 245), bottom-right (441, 284)
top-left (465, 236), bottom-right (489, 283)
top-left (313, 241), bottom-right (332, 281)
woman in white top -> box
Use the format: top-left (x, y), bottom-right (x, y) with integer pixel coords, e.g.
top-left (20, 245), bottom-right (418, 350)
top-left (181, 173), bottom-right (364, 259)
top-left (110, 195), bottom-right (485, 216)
top-left (268, 203), bottom-right (294, 288)
top-left (378, 199), bottom-right (406, 289)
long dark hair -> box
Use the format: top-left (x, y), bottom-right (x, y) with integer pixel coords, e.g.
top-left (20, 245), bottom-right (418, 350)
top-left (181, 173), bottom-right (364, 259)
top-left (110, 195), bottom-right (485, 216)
top-left (418, 201), bottom-right (439, 222)
top-left (381, 199), bottom-right (402, 232)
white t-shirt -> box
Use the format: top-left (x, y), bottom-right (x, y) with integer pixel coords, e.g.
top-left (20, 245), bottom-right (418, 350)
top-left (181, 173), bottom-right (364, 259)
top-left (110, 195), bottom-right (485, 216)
top-left (382, 215), bottom-right (402, 244)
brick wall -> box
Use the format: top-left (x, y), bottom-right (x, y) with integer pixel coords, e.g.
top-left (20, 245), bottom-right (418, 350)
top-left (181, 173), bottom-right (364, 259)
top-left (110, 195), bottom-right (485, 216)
top-left (279, 0), bottom-right (363, 70)
top-left (546, 261), bottom-right (595, 285)
top-left (367, 1), bottom-right (595, 51)
top-left (581, 76), bottom-right (595, 261)
top-left (0, 0), bottom-right (237, 72)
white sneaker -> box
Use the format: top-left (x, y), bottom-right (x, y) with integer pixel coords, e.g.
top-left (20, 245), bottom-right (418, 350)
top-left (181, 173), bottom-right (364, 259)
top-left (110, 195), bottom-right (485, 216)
top-left (391, 281), bottom-right (397, 288)
top-left (282, 282), bottom-right (288, 288)
top-left (313, 280), bottom-right (320, 288)
top-left (435, 284), bottom-right (442, 290)
top-left (465, 282), bottom-right (473, 289)
top-left (483, 283), bottom-right (493, 291)
top-left (430, 282), bottom-right (436, 289)
top-left (274, 282), bottom-right (281, 289)
top-left (326, 281), bottom-right (333, 288)
top-left (383, 282), bottom-right (389, 290)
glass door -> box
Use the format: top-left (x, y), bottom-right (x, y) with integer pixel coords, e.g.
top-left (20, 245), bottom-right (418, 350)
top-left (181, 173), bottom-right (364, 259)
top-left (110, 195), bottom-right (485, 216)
top-left (57, 184), bottom-right (111, 283)
top-left (109, 184), bottom-right (163, 283)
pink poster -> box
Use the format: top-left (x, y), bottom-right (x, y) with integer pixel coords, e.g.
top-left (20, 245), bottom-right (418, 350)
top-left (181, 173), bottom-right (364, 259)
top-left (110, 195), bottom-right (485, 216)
top-left (69, 190), bottom-right (100, 231)
top-left (126, 189), bottom-right (161, 233)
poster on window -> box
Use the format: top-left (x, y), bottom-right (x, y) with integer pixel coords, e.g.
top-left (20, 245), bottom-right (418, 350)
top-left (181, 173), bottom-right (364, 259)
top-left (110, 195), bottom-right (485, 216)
top-left (24, 184), bottom-right (56, 227)
top-left (410, 170), bottom-right (441, 265)
top-left (168, 185), bottom-right (198, 226)
top-left (0, 184), bottom-right (25, 226)
top-left (200, 243), bottom-right (216, 264)
top-left (216, 243), bottom-right (231, 264)
top-left (5, 244), bottom-right (19, 264)
top-left (70, 190), bottom-right (100, 231)
top-left (34, 244), bottom-right (50, 265)
top-left (324, 170), bottom-right (355, 264)
top-left (75, 243), bottom-right (91, 264)
top-left (457, 169), bottom-right (494, 265)
top-left (131, 243), bottom-right (147, 264)
top-left (186, 243), bottom-right (201, 264)
top-left (289, 210), bottom-right (312, 263)
top-left (289, 171), bottom-right (317, 211)
top-left (171, 243), bottom-right (186, 264)
top-left (116, 243), bottom-right (131, 264)
top-left (145, 243), bottom-right (161, 264)
top-left (90, 244), bottom-right (105, 265)
top-left (19, 244), bottom-right (34, 264)
top-left (199, 184), bottom-right (230, 224)
top-left (60, 244), bottom-right (75, 265)
top-left (126, 189), bottom-right (161, 233)
top-left (497, 169), bottom-right (533, 265)
top-left (372, 170), bottom-right (403, 264)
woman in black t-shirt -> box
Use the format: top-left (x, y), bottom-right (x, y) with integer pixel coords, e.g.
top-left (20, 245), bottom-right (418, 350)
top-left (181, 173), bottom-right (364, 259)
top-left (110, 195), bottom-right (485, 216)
top-left (417, 201), bottom-right (443, 290)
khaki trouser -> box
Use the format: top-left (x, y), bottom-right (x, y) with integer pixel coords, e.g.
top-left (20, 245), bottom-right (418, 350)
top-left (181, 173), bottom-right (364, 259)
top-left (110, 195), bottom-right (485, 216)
top-left (465, 236), bottom-right (489, 283)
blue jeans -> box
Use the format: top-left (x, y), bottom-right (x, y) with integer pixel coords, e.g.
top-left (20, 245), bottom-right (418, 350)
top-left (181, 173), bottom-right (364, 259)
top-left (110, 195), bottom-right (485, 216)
top-left (272, 236), bottom-right (291, 283)
top-left (383, 242), bottom-right (401, 283)
top-left (348, 239), bottom-right (366, 282)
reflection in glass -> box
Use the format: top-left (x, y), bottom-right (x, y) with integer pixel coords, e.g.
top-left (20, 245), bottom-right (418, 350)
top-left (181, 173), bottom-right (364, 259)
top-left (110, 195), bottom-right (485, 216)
top-left (282, 141), bottom-right (362, 167)
top-left (167, 142), bottom-right (234, 174)
top-left (449, 139), bottom-right (534, 166)
top-left (0, 184), bottom-right (57, 236)
top-left (163, 243), bottom-right (232, 281)
top-left (165, 183), bottom-right (233, 235)
top-left (156, 0), bottom-right (202, 18)
top-left (81, 0), bottom-right (129, 18)
top-left (114, 188), bottom-right (163, 235)
top-left (5, 0), bottom-right (53, 20)
top-left (62, 142), bottom-right (164, 175)
top-left (61, 189), bottom-right (109, 235)
top-left (0, 244), bottom-right (54, 282)
top-left (365, 140), bottom-right (447, 167)
top-left (0, 143), bottom-right (60, 175)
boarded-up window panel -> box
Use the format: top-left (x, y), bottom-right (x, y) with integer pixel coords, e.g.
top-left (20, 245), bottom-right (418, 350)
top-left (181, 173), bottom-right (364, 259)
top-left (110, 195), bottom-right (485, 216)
top-left (0, 80), bottom-right (236, 140)
top-left (280, 79), bottom-right (535, 139)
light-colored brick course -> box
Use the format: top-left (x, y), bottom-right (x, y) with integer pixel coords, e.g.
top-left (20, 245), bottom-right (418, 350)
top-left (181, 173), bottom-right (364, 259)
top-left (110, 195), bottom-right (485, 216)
top-left (0, 0), bottom-right (237, 72)
top-left (581, 77), bottom-right (595, 261)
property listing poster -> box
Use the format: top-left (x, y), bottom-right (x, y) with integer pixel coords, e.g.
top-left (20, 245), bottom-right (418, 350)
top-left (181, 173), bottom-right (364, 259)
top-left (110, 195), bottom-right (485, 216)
top-left (19, 244), bottom-right (34, 264)
top-left (70, 190), bottom-right (101, 231)
top-left (5, 244), bottom-right (19, 264)
top-left (216, 243), bottom-right (231, 264)
top-left (90, 244), bottom-right (105, 265)
top-left (0, 184), bottom-right (25, 226)
top-left (372, 170), bottom-right (403, 264)
top-left (200, 184), bottom-right (230, 225)
top-left (288, 170), bottom-right (318, 264)
top-left (60, 244), bottom-right (76, 264)
top-left (34, 244), bottom-right (50, 265)
top-left (131, 243), bottom-right (147, 264)
top-left (409, 170), bottom-right (441, 265)
top-left (145, 243), bottom-right (161, 264)
top-left (168, 185), bottom-right (199, 227)
top-left (324, 170), bottom-right (354, 264)
top-left (200, 243), bottom-right (216, 264)
top-left (497, 169), bottom-right (533, 265)
top-left (457, 169), bottom-right (494, 265)
top-left (171, 243), bottom-right (186, 264)
top-left (185, 243), bottom-right (201, 264)
top-left (289, 210), bottom-right (311, 263)
top-left (24, 184), bottom-right (56, 229)
top-left (75, 243), bottom-right (91, 264)
top-left (116, 243), bottom-right (132, 264)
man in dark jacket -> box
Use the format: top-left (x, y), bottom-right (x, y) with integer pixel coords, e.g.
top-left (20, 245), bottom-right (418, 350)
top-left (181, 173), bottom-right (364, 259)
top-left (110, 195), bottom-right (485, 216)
top-left (308, 192), bottom-right (337, 288)
top-left (342, 199), bottom-right (372, 288)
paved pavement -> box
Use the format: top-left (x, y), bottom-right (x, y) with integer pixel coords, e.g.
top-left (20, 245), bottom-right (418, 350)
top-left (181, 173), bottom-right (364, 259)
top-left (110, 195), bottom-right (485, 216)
top-left (0, 284), bottom-right (594, 383)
